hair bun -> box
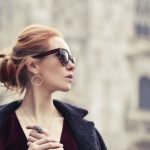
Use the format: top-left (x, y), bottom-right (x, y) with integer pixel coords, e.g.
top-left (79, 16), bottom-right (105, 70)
top-left (0, 54), bottom-right (17, 88)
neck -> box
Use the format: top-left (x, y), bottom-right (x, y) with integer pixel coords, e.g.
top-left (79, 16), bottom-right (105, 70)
top-left (19, 86), bottom-right (59, 123)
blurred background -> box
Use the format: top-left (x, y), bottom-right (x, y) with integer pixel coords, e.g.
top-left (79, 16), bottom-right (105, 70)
top-left (0, 0), bottom-right (150, 149)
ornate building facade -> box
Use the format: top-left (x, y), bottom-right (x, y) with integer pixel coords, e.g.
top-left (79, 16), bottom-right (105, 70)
top-left (0, 0), bottom-right (150, 149)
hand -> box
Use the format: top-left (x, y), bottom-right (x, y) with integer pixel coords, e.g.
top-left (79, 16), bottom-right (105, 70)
top-left (27, 125), bottom-right (49, 136)
top-left (27, 126), bottom-right (64, 150)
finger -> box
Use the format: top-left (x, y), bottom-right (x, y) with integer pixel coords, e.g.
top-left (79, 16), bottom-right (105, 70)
top-left (38, 142), bottom-right (63, 149)
top-left (29, 131), bottom-right (45, 140)
top-left (27, 141), bottom-right (32, 146)
top-left (34, 137), bottom-right (59, 145)
top-left (26, 126), bottom-right (50, 136)
top-left (26, 125), bottom-right (43, 133)
top-left (28, 135), bottom-right (37, 143)
top-left (26, 125), bottom-right (36, 130)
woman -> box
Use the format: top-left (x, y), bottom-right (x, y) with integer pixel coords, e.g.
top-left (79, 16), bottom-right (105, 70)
top-left (0, 24), bottom-right (107, 150)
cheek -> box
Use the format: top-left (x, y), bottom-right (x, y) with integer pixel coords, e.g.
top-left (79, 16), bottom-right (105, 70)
top-left (37, 58), bottom-right (69, 91)
top-left (40, 62), bottom-right (63, 84)
top-left (39, 58), bottom-right (59, 77)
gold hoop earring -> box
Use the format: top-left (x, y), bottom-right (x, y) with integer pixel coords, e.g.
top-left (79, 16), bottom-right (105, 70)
top-left (31, 74), bottom-right (43, 86)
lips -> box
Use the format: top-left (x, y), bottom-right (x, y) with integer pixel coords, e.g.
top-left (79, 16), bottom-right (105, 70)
top-left (65, 74), bottom-right (73, 79)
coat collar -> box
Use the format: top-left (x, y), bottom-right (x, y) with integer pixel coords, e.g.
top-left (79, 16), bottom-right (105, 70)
top-left (53, 100), bottom-right (100, 150)
top-left (53, 99), bottom-right (88, 118)
top-left (0, 100), bottom-right (100, 150)
top-left (0, 99), bottom-right (88, 120)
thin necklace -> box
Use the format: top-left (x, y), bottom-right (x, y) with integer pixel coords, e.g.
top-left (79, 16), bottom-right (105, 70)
top-left (19, 107), bottom-right (55, 136)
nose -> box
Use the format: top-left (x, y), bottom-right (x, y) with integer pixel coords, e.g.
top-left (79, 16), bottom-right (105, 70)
top-left (66, 60), bottom-right (76, 71)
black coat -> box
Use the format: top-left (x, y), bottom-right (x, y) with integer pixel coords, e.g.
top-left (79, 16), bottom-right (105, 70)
top-left (0, 100), bottom-right (107, 150)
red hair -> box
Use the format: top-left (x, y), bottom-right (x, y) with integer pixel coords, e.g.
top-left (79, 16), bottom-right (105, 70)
top-left (0, 24), bottom-right (62, 93)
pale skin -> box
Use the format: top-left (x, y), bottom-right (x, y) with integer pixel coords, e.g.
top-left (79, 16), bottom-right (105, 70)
top-left (15, 36), bottom-right (75, 150)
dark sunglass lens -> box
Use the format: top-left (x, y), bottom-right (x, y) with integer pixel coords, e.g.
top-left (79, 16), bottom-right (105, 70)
top-left (59, 49), bottom-right (69, 65)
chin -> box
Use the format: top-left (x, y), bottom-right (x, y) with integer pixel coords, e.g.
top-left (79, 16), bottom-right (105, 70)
top-left (61, 87), bottom-right (71, 92)
top-left (59, 85), bottom-right (72, 92)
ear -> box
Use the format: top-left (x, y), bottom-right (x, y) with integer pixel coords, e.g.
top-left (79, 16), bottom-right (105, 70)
top-left (25, 57), bottom-right (40, 75)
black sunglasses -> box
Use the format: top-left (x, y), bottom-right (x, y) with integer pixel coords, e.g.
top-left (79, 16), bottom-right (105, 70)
top-left (32, 48), bottom-right (76, 66)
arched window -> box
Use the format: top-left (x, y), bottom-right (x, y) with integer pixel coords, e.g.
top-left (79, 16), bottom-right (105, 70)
top-left (139, 77), bottom-right (150, 110)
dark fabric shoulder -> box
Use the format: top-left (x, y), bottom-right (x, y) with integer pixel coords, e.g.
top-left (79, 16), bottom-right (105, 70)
top-left (53, 99), bottom-right (88, 118)
top-left (0, 100), bottom-right (21, 130)
top-left (95, 128), bottom-right (107, 150)
top-left (0, 100), bottom-right (21, 112)
top-left (54, 100), bottom-right (107, 150)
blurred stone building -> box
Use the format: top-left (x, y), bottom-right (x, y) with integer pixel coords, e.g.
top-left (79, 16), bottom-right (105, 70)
top-left (0, 0), bottom-right (150, 150)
